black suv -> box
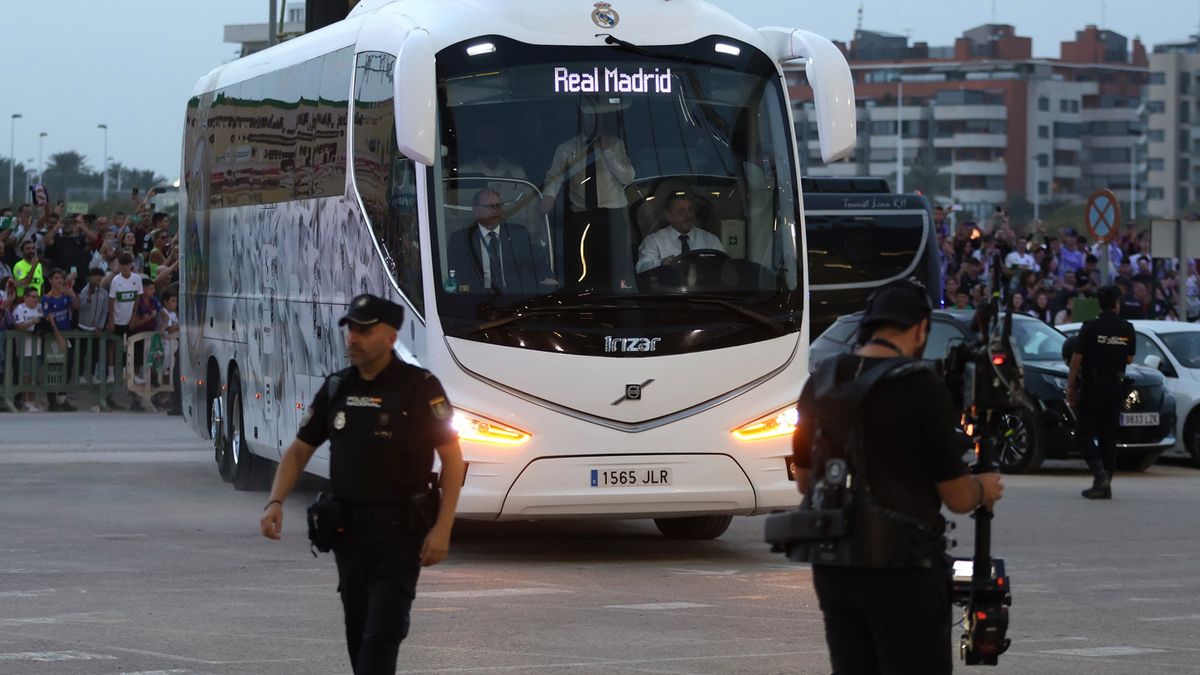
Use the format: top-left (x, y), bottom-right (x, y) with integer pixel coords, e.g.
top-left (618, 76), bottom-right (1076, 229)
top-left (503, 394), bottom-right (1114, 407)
top-left (810, 310), bottom-right (1177, 473)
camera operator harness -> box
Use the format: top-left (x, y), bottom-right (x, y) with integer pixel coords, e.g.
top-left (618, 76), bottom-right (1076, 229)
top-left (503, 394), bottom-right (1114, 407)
top-left (766, 255), bottom-right (1018, 666)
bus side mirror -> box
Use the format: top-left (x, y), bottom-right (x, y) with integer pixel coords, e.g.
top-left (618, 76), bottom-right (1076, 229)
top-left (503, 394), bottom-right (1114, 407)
top-left (757, 27), bottom-right (856, 162)
top-left (394, 28), bottom-right (437, 166)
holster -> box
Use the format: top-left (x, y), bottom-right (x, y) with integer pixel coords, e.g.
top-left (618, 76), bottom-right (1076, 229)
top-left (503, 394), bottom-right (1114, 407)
top-left (306, 492), bottom-right (346, 556)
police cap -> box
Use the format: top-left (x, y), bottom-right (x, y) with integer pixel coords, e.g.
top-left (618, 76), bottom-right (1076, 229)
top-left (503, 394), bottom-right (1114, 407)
top-left (861, 279), bottom-right (932, 332)
top-left (338, 294), bottom-right (405, 330)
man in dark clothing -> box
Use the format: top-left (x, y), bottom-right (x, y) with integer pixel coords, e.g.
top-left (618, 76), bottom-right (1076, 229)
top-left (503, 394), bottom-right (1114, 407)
top-left (1067, 285), bottom-right (1135, 499)
top-left (260, 295), bottom-right (465, 674)
top-left (792, 280), bottom-right (1004, 673)
top-left (1115, 278), bottom-right (1144, 320)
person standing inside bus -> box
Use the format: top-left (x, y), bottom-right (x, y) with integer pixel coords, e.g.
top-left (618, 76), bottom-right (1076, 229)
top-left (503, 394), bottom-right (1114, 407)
top-left (260, 294), bottom-right (465, 675)
top-left (540, 101), bottom-right (636, 286)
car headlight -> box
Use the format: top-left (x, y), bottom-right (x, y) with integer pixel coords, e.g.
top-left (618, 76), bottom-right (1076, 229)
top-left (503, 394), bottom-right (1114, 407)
top-left (1124, 388), bottom-right (1141, 410)
top-left (451, 409), bottom-right (531, 446)
top-left (732, 405), bottom-right (799, 441)
top-left (1041, 374), bottom-right (1068, 391)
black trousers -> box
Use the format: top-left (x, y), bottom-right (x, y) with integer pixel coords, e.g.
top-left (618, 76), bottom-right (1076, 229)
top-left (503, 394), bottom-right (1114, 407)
top-left (812, 562), bottom-right (952, 675)
top-left (333, 525), bottom-right (425, 675)
top-left (1078, 391), bottom-right (1122, 479)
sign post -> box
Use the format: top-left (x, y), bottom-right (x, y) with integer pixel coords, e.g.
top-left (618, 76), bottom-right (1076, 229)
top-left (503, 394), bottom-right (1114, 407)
top-left (1085, 189), bottom-right (1121, 285)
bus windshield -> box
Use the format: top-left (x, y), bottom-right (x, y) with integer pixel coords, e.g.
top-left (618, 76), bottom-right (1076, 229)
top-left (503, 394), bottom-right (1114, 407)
top-left (431, 35), bottom-right (801, 356)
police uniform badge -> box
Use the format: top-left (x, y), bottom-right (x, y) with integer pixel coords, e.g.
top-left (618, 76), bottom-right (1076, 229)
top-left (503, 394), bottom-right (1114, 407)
top-left (333, 411), bottom-right (347, 430)
top-left (430, 396), bottom-right (451, 421)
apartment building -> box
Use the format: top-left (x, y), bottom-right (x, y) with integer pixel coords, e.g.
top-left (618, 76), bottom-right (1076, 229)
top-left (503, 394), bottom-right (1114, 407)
top-left (1145, 39), bottom-right (1200, 217)
top-left (789, 25), bottom-right (1147, 221)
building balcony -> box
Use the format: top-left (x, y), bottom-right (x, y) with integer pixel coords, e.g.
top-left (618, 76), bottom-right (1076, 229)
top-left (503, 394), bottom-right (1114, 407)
top-left (1086, 162), bottom-right (1137, 176)
top-left (954, 189), bottom-right (1007, 205)
top-left (1053, 165), bottom-right (1083, 179)
top-left (933, 105), bottom-right (1008, 121)
top-left (952, 160), bottom-right (1007, 176)
top-left (934, 134), bottom-right (1007, 149)
top-left (1053, 137), bottom-right (1083, 151)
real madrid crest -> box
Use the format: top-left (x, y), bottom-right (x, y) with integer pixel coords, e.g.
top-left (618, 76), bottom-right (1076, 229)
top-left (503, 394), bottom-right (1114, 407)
top-left (334, 411), bottom-right (347, 430)
top-left (591, 2), bottom-right (619, 29)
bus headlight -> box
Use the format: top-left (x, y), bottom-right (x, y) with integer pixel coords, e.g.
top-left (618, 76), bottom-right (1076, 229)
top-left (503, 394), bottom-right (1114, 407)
top-left (732, 405), bottom-right (799, 442)
top-left (452, 409), bottom-right (531, 446)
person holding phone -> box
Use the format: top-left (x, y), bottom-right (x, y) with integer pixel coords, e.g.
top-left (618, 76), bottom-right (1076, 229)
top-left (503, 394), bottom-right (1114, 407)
top-left (44, 214), bottom-right (94, 293)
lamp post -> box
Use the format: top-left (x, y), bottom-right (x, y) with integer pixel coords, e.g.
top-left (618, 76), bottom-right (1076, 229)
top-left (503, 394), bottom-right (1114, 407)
top-left (8, 113), bottom-right (20, 204)
top-left (1130, 143), bottom-right (1138, 221)
top-left (38, 132), bottom-right (47, 181)
top-left (896, 79), bottom-right (905, 193)
top-left (98, 124), bottom-right (109, 201)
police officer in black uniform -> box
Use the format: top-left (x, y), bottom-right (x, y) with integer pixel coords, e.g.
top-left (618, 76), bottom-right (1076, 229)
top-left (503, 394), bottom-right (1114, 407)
top-left (793, 281), bottom-right (1004, 673)
top-left (1067, 285), bottom-right (1135, 500)
top-left (260, 294), bottom-right (465, 675)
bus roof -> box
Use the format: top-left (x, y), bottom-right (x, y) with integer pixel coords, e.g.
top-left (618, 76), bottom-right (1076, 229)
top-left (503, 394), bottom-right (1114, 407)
top-left (192, 0), bottom-right (774, 98)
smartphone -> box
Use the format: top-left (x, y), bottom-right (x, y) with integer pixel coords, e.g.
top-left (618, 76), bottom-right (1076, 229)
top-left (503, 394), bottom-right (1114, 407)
top-left (30, 184), bottom-right (48, 206)
top-left (69, 266), bottom-right (77, 277)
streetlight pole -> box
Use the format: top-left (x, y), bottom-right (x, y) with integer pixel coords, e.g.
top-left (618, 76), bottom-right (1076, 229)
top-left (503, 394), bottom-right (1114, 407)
top-left (37, 132), bottom-right (47, 181)
top-left (896, 79), bottom-right (904, 193)
top-left (8, 113), bottom-right (20, 204)
top-left (98, 124), bottom-right (109, 201)
top-left (1033, 153), bottom-right (1041, 223)
top-left (1130, 143), bottom-right (1138, 221)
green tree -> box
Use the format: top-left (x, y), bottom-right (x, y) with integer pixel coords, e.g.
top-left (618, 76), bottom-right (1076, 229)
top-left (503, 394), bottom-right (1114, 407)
top-left (42, 151), bottom-right (95, 199)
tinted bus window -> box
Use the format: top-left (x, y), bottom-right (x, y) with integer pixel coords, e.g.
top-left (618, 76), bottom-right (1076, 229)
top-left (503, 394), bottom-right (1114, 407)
top-left (806, 212), bottom-right (928, 286)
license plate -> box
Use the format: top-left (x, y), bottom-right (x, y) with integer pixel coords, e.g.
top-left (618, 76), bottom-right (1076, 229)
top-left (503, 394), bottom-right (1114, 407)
top-left (1120, 412), bottom-right (1160, 427)
top-left (590, 468), bottom-right (672, 487)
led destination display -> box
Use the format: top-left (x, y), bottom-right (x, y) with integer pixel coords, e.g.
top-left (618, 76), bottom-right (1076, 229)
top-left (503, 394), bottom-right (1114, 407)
top-left (553, 66), bottom-right (673, 94)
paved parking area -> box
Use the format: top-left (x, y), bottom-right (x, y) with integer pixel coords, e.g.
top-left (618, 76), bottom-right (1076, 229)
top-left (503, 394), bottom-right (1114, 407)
top-left (0, 413), bottom-right (1198, 673)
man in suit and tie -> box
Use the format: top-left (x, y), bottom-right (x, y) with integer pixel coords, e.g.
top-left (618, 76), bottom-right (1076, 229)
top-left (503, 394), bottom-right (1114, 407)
top-left (636, 194), bottom-right (724, 274)
top-left (446, 189), bottom-right (556, 295)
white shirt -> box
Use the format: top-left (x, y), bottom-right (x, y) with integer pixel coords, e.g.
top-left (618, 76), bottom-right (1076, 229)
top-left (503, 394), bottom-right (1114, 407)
top-left (1004, 251), bottom-right (1036, 270)
top-left (110, 273), bottom-right (143, 326)
top-left (636, 225), bottom-right (725, 273)
top-left (544, 135), bottom-right (635, 211)
top-left (13, 303), bottom-right (42, 356)
top-left (477, 224), bottom-right (505, 288)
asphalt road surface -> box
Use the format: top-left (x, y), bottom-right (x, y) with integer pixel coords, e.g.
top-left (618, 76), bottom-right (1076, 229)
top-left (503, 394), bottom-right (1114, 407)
top-left (1, 413), bottom-right (1198, 674)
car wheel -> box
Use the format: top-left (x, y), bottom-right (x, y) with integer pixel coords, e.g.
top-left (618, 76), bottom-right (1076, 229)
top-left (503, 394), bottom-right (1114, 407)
top-left (997, 409), bottom-right (1044, 474)
top-left (1184, 412), bottom-right (1200, 467)
top-left (653, 515), bottom-right (733, 540)
top-left (1116, 449), bottom-right (1161, 472)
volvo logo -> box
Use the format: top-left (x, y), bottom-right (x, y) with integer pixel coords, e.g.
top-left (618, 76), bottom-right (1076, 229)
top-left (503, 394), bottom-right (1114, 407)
top-left (591, 2), bottom-right (620, 28)
top-left (612, 379), bottom-right (654, 406)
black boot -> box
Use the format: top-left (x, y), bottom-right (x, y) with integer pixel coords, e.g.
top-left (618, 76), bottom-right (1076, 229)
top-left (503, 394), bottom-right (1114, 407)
top-left (1082, 461), bottom-right (1112, 499)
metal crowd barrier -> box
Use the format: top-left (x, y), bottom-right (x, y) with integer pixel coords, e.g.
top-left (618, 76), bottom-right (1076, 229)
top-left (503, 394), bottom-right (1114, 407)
top-left (1, 331), bottom-right (127, 412)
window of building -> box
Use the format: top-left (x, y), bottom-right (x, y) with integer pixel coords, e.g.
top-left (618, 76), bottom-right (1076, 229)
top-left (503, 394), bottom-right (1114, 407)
top-left (1054, 122), bottom-right (1081, 138)
top-left (1071, 100), bottom-right (1080, 113)
top-left (352, 50), bottom-right (424, 315)
top-left (1181, 101), bottom-right (1191, 124)
top-left (1037, 154), bottom-right (1049, 168)
top-left (1038, 181), bottom-right (1048, 195)
top-left (869, 120), bottom-right (897, 136)
top-left (1146, 187), bottom-right (1164, 200)
top-left (1038, 125), bottom-right (1049, 138)
top-left (1038, 96), bottom-right (1049, 111)
top-left (1148, 129), bottom-right (1165, 143)
top-left (1148, 158), bottom-right (1165, 171)
top-left (1146, 100), bottom-right (1165, 114)
top-left (1149, 72), bottom-right (1166, 85)
top-left (1059, 99), bottom-right (1069, 113)
top-left (1180, 188), bottom-right (1191, 210)
top-left (1182, 72), bottom-right (1192, 95)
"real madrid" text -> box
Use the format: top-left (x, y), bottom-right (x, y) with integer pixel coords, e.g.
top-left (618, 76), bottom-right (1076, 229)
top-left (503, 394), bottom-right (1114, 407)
top-left (553, 66), bottom-right (672, 94)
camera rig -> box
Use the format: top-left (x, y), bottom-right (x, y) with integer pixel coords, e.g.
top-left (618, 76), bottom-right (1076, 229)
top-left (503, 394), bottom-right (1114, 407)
top-left (940, 252), bottom-right (1022, 665)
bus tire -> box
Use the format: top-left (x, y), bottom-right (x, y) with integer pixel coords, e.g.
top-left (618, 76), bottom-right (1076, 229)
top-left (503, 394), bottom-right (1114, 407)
top-left (211, 391), bottom-right (231, 482)
top-left (227, 378), bottom-right (265, 491)
top-left (653, 515), bottom-right (733, 540)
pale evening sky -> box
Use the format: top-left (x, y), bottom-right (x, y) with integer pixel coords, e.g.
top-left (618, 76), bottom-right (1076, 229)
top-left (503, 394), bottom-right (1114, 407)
top-left (1, 0), bottom-right (1196, 182)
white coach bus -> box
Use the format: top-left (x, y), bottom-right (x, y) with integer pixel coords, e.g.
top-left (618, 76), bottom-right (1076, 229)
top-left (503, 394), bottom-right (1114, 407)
top-left (179, 0), bottom-right (855, 539)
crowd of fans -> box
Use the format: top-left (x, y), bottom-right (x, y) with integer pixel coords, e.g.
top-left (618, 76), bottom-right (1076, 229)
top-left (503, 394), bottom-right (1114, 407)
top-left (934, 205), bottom-right (1196, 325)
top-left (0, 192), bottom-right (180, 413)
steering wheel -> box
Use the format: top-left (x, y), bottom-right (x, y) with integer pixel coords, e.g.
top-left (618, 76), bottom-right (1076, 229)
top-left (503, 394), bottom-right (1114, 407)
top-left (677, 248), bottom-right (730, 264)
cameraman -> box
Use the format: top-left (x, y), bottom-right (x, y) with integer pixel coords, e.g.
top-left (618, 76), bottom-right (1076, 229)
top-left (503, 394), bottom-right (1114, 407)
top-left (793, 280), bottom-right (1004, 674)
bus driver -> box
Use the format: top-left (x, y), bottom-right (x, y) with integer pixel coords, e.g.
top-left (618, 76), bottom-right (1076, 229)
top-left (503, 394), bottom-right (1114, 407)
top-left (635, 194), bottom-right (724, 273)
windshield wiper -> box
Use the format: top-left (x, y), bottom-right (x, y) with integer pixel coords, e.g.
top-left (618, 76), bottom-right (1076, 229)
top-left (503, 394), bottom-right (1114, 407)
top-left (590, 293), bottom-right (786, 335)
top-left (596, 34), bottom-right (721, 68)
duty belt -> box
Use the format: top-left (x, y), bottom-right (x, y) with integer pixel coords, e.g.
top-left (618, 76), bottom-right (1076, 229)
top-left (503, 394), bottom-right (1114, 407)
top-left (341, 499), bottom-right (421, 525)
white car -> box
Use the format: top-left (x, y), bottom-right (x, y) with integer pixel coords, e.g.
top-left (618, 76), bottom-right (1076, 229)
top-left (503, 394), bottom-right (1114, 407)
top-left (1060, 320), bottom-right (1200, 465)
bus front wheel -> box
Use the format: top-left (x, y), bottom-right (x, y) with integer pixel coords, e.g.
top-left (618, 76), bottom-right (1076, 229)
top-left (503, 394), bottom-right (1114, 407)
top-left (653, 515), bottom-right (733, 540)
